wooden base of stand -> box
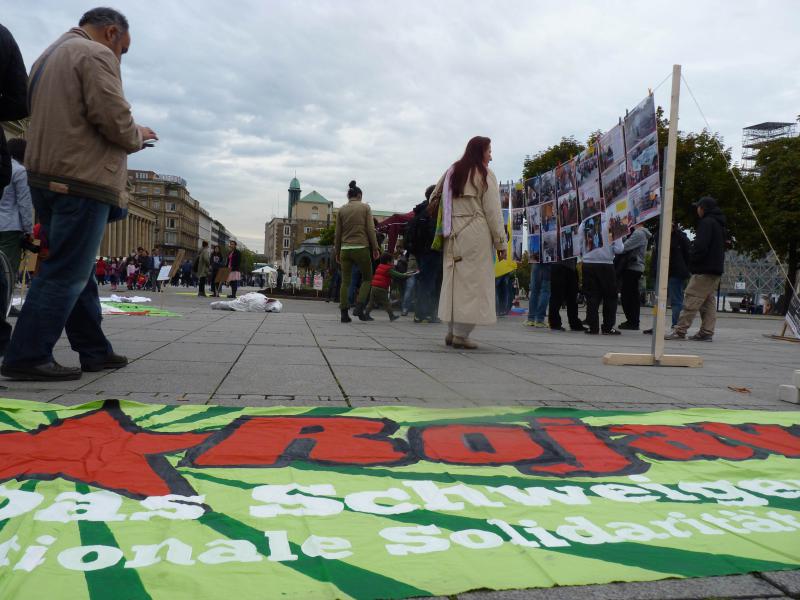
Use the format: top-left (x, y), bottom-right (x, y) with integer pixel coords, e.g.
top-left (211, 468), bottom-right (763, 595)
top-left (764, 334), bottom-right (800, 343)
top-left (603, 352), bottom-right (703, 367)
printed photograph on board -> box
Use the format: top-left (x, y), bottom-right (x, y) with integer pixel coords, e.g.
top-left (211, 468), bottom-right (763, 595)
top-left (606, 197), bottom-right (634, 241)
top-left (541, 201), bottom-right (557, 232)
top-left (581, 214), bottom-right (604, 252)
top-left (555, 160), bottom-right (576, 196)
top-left (627, 132), bottom-right (659, 188)
top-left (624, 94), bottom-right (657, 151)
top-left (629, 173), bottom-right (661, 223)
top-left (541, 230), bottom-right (558, 263)
top-left (527, 233), bottom-right (541, 258)
top-left (539, 170), bottom-right (557, 204)
top-left (512, 184), bottom-right (525, 210)
top-left (601, 160), bottom-right (628, 206)
top-left (527, 203), bottom-right (541, 235)
top-left (599, 124), bottom-right (625, 173)
top-left (525, 176), bottom-right (540, 207)
top-left (579, 181), bottom-right (602, 220)
top-left (500, 183), bottom-right (511, 209)
top-left (512, 208), bottom-right (524, 233)
top-left (557, 190), bottom-right (579, 228)
top-left (560, 224), bottom-right (579, 260)
top-left (576, 145), bottom-right (600, 188)
top-left (512, 232), bottom-right (524, 262)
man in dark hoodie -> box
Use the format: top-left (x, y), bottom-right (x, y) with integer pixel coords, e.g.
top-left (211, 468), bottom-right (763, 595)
top-left (665, 196), bottom-right (726, 341)
top-left (408, 185), bottom-right (442, 323)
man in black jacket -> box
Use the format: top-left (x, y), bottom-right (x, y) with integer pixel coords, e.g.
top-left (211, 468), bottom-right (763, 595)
top-left (665, 196), bottom-right (726, 341)
top-left (408, 185), bottom-right (442, 323)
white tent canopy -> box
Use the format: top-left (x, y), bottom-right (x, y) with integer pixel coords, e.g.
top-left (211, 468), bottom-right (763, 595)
top-left (253, 265), bottom-right (277, 274)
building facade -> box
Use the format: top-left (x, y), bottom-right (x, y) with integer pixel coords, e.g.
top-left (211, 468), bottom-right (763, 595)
top-left (264, 178), bottom-right (335, 266)
top-left (98, 202), bottom-right (157, 258)
top-left (127, 170), bottom-right (202, 260)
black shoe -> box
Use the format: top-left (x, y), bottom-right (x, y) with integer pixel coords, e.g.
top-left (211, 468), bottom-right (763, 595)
top-left (227, 294), bottom-right (235, 298)
top-left (689, 331), bottom-right (713, 342)
top-left (2, 361), bottom-right (82, 381)
top-left (81, 353), bottom-right (128, 372)
top-left (389, 314), bottom-right (399, 322)
top-left (341, 309), bottom-right (352, 323)
top-left (198, 293), bottom-right (207, 297)
top-left (550, 326), bottom-right (566, 331)
top-left (602, 328), bottom-right (622, 335)
top-left (585, 329), bottom-right (599, 335)
top-left (618, 322), bottom-right (639, 330)
top-left (643, 328), bottom-right (653, 335)
top-left (570, 325), bottom-right (588, 332)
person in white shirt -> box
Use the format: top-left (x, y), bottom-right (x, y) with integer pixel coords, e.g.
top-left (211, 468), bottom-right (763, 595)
top-left (578, 213), bottom-right (624, 335)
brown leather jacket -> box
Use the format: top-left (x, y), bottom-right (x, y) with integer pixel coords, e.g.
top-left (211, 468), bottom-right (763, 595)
top-left (25, 28), bottom-right (142, 207)
top-left (334, 199), bottom-right (379, 257)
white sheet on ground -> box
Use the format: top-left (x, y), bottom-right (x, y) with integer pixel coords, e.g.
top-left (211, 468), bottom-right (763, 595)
top-left (210, 292), bottom-right (282, 313)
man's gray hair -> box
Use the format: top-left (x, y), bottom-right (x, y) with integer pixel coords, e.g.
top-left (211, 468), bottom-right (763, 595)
top-left (79, 7), bottom-right (129, 31)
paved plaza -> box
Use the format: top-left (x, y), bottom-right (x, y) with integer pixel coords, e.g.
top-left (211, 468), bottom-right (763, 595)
top-left (3, 287), bottom-right (799, 599)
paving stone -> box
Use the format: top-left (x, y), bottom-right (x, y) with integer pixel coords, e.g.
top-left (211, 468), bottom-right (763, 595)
top-left (325, 349), bottom-right (410, 368)
top-left (457, 574), bottom-right (786, 599)
top-left (217, 364), bottom-right (340, 396)
top-left (81, 372), bottom-right (225, 393)
top-left (759, 570), bottom-right (800, 596)
top-left (145, 342), bottom-right (244, 362)
top-left (237, 345), bottom-right (327, 366)
top-left (332, 365), bottom-right (462, 399)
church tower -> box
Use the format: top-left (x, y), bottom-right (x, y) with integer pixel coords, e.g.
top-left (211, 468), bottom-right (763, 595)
top-left (287, 176), bottom-right (301, 220)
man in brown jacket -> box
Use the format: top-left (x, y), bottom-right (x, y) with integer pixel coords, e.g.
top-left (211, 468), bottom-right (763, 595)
top-left (2, 8), bottom-right (157, 381)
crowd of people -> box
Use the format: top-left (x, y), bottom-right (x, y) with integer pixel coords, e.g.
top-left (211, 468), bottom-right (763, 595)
top-left (0, 8), bottom-right (735, 383)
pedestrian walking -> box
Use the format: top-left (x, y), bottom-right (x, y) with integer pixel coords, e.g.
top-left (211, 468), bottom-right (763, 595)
top-left (95, 256), bottom-right (107, 286)
top-left (209, 245), bottom-right (223, 296)
top-left (524, 258), bottom-right (550, 328)
top-left (334, 180), bottom-right (380, 323)
top-left (196, 240), bottom-right (210, 296)
top-left (109, 257), bottom-right (119, 291)
top-left (2, 8), bottom-right (157, 380)
top-left (363, 253), bottom-right (416, 321)
top-left (578, 213), bottom-right (624, 335)
top-left (665, 196), bottom-right (727, 342)
top-left (149, 246), bottom-right (163, 291)
top-left (226, 239), bottom-right (241, 298)
top-left (0, 139), bottom-right (34, 281)
top-left (618, 223), bottom-right (652, 330)
top-left (429, 136), bottom-right (507, 349)
top-left (406, 185), bottom-right (443, 323)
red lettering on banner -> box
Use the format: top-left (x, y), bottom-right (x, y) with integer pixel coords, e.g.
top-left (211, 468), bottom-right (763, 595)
top-left (524, 418), bottom-right (636, 476)
top-left (418, 424), bottom-right (547, 465)
top-left (608, 425), bottom-right (755, 461)
top-left (697, 423), bottom-right (800, 457)
top-left (0, 402), bottom-right (209, 499)
top-left (186, 417), bottom-right (409, 467)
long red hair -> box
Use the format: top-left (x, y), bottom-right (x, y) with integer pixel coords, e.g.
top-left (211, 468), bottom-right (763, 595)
top-left (450, 136), bottom-right (490, 198)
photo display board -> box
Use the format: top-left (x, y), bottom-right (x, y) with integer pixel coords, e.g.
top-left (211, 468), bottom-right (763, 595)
top-left (517, 93), bottom-right (660, 262)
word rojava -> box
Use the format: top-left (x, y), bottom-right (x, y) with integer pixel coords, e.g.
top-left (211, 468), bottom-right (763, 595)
top-left (1, 403), bottom-right (798, 499)
top-left (0, 479), bottom-right (799, 572)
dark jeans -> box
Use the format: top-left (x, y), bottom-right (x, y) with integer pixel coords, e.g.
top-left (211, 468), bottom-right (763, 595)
top-left (328, 270), bottom-right (341, 301)
top-left (198, 276), bottom-right (207, 295)
top-left (340, 248), bottom-right (372, 309)
top-left (415, 251), bottom-right (442, 320)
top-left (4, 189), bottom-right (113, 367)
top-left (620, 270), bottom-right (643, 327)
top-left (549, 263), bottom-right (582, 329)
top-left (527, 263), bottom-right (551, 322)
top-left (583, 262), bottom-right (617, 333)
top-left (668, 276), bottom-right (687, 327)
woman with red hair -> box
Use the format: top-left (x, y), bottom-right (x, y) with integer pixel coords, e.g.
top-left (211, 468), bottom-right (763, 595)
top-left (429, 136), bottom-right (507, 349)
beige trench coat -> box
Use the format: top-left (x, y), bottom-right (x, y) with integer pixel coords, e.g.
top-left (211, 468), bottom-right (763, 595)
top-left (432, 168), bottom-right (507, 325)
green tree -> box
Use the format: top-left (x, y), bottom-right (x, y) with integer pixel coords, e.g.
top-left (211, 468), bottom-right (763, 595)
top-left (751, 136), bottom-right (800, 307)
top-left (315, 224), bottom-right (336, 246)
top-left (523, 136), bottom-right (585, 180)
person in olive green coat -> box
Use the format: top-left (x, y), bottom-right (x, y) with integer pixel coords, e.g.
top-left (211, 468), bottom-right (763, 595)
top-left (197, 240), bottom-right (211, 297)
top-left (334, 180), bottom-right (380, 323)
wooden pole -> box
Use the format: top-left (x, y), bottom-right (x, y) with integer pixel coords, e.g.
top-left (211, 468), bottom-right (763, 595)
top-left (652, 64), bottom-right (682, 362)
top-left (603, 64), bottom-right (702, 368)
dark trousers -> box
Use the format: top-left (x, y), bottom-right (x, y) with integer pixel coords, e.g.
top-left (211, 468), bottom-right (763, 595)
top-left (549, 263), bottom-right (582, 329)
top-left (415, 251), bottom-right (442, 320)
top-left (367, 286), bottom-right (394, 317)
top-left (198, 276), bottom-right (207, 295)
top-left (4, 189), bottom-right (113, 367)
top-left (583, 262), bottom-right (617, 333)
top-left (328, 270), bottom-right (341, 301)
top-left (620, 269), bottom-right (643, 327)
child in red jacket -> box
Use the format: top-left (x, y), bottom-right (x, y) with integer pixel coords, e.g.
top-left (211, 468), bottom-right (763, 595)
top-left (364, 253), bottom-right (416, 321)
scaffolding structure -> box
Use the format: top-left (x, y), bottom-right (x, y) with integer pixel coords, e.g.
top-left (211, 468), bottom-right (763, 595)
top-left (741, 121), bottom-right (798, 173)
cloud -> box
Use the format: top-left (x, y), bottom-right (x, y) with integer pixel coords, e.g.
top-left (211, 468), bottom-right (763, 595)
top-left (6, 0), bottom-right (799, 252)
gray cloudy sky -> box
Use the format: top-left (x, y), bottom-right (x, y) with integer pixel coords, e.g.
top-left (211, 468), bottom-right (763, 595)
top-left (4, 0), bottom-right (799, 252)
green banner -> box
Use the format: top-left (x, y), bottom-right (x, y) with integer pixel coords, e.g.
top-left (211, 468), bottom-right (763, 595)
top-left (0, 399), bottom-right (798, 599)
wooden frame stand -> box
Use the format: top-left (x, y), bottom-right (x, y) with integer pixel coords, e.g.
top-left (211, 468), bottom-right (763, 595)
top-left (602, 64), bottom-right (701, 369)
